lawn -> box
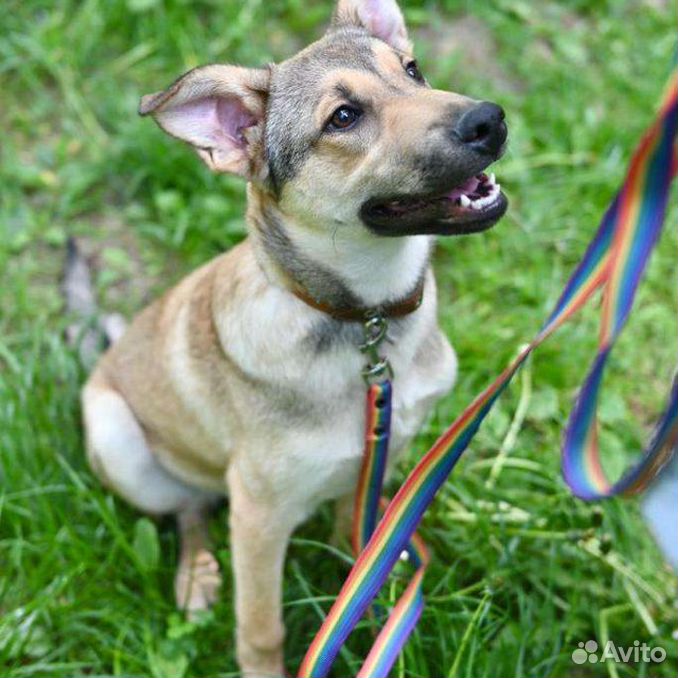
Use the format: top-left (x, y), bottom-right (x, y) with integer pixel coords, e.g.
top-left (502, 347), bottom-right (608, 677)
top-left (1, 0), bottom-right (676, 677)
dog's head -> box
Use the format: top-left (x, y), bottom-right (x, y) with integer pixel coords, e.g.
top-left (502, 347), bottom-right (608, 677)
top-left (140, 0), bottom-right (508, 237)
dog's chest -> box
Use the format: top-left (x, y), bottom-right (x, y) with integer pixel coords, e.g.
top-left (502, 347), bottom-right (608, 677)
top-left (236, 322), bottom-right (457, 510)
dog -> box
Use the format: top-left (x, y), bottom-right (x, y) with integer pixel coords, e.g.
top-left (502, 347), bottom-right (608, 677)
top-left (80, 0), bottom-right (507, 675)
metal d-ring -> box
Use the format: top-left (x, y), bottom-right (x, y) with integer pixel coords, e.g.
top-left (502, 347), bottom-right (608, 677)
top-left (361, 358), bottom-right (392, 384)
top-left (360, 312), bottom-right (393, 384)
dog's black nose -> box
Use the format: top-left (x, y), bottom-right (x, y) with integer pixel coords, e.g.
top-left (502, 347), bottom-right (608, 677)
top-left (454, 102), bottom-right (507, 156)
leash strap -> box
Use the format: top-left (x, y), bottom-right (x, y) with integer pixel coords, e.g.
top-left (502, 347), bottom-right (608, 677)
top-left (352, 382), bottom-right (393, 558)
top-left (351, 382), bottom-right (430, 678)
top-left (298, 64), bottom-right (678, 678)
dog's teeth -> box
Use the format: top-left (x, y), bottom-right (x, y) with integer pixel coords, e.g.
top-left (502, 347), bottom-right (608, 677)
top-left (460, 195), bottom-right (471, 208)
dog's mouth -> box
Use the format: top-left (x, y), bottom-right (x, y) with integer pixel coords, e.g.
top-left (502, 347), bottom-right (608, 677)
top-left (362, 172), bottom-right (508, 236)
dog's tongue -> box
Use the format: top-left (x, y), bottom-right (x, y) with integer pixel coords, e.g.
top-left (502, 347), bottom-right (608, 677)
top-left (447, 175), bottom-right (481, 201)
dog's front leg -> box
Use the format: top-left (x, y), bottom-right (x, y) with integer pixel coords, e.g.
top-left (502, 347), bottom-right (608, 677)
top-left (331, 492), bottom-right (355, 548)
top-left (227, 464), bottom-right (296, 678)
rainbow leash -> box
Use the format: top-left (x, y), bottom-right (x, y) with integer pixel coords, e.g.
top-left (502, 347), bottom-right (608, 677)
top-left (298, 64), bottom-right (678, 678)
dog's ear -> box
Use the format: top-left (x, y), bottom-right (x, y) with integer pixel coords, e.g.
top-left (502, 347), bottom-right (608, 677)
top-left (331, 0), bottom-right (411, 53)
top-left (139, 65), bottom-right (270, 179)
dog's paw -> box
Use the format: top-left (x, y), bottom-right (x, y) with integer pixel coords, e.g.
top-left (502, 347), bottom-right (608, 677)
top-left (175, 548), bottom-right (222, 618)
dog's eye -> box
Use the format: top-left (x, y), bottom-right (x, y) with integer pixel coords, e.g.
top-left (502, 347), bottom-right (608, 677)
top-left (405, 60), bottom-right (423, 82)
top-left (327, 105), bottom-right (362, 131)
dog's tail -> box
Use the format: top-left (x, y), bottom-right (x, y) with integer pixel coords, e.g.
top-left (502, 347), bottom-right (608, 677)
top-left (62, 237), bottom-right (127, 367)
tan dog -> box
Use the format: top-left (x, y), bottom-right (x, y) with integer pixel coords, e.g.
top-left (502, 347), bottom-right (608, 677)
top-left (80, 0), bottom-right (507, 675)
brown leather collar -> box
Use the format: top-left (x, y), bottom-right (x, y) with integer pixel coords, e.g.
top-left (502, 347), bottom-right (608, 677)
top-left (290, 278), bottom-right (425, 322)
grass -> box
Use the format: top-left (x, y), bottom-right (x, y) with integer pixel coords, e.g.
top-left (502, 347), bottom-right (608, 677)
top-left (1, 0), bottom-right (677, 676)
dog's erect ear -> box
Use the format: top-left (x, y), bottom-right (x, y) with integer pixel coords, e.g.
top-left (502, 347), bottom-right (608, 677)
top-left (139, 65), bottom-right (270, 179)
top-left (331, 0), bottom-right (411, 52)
